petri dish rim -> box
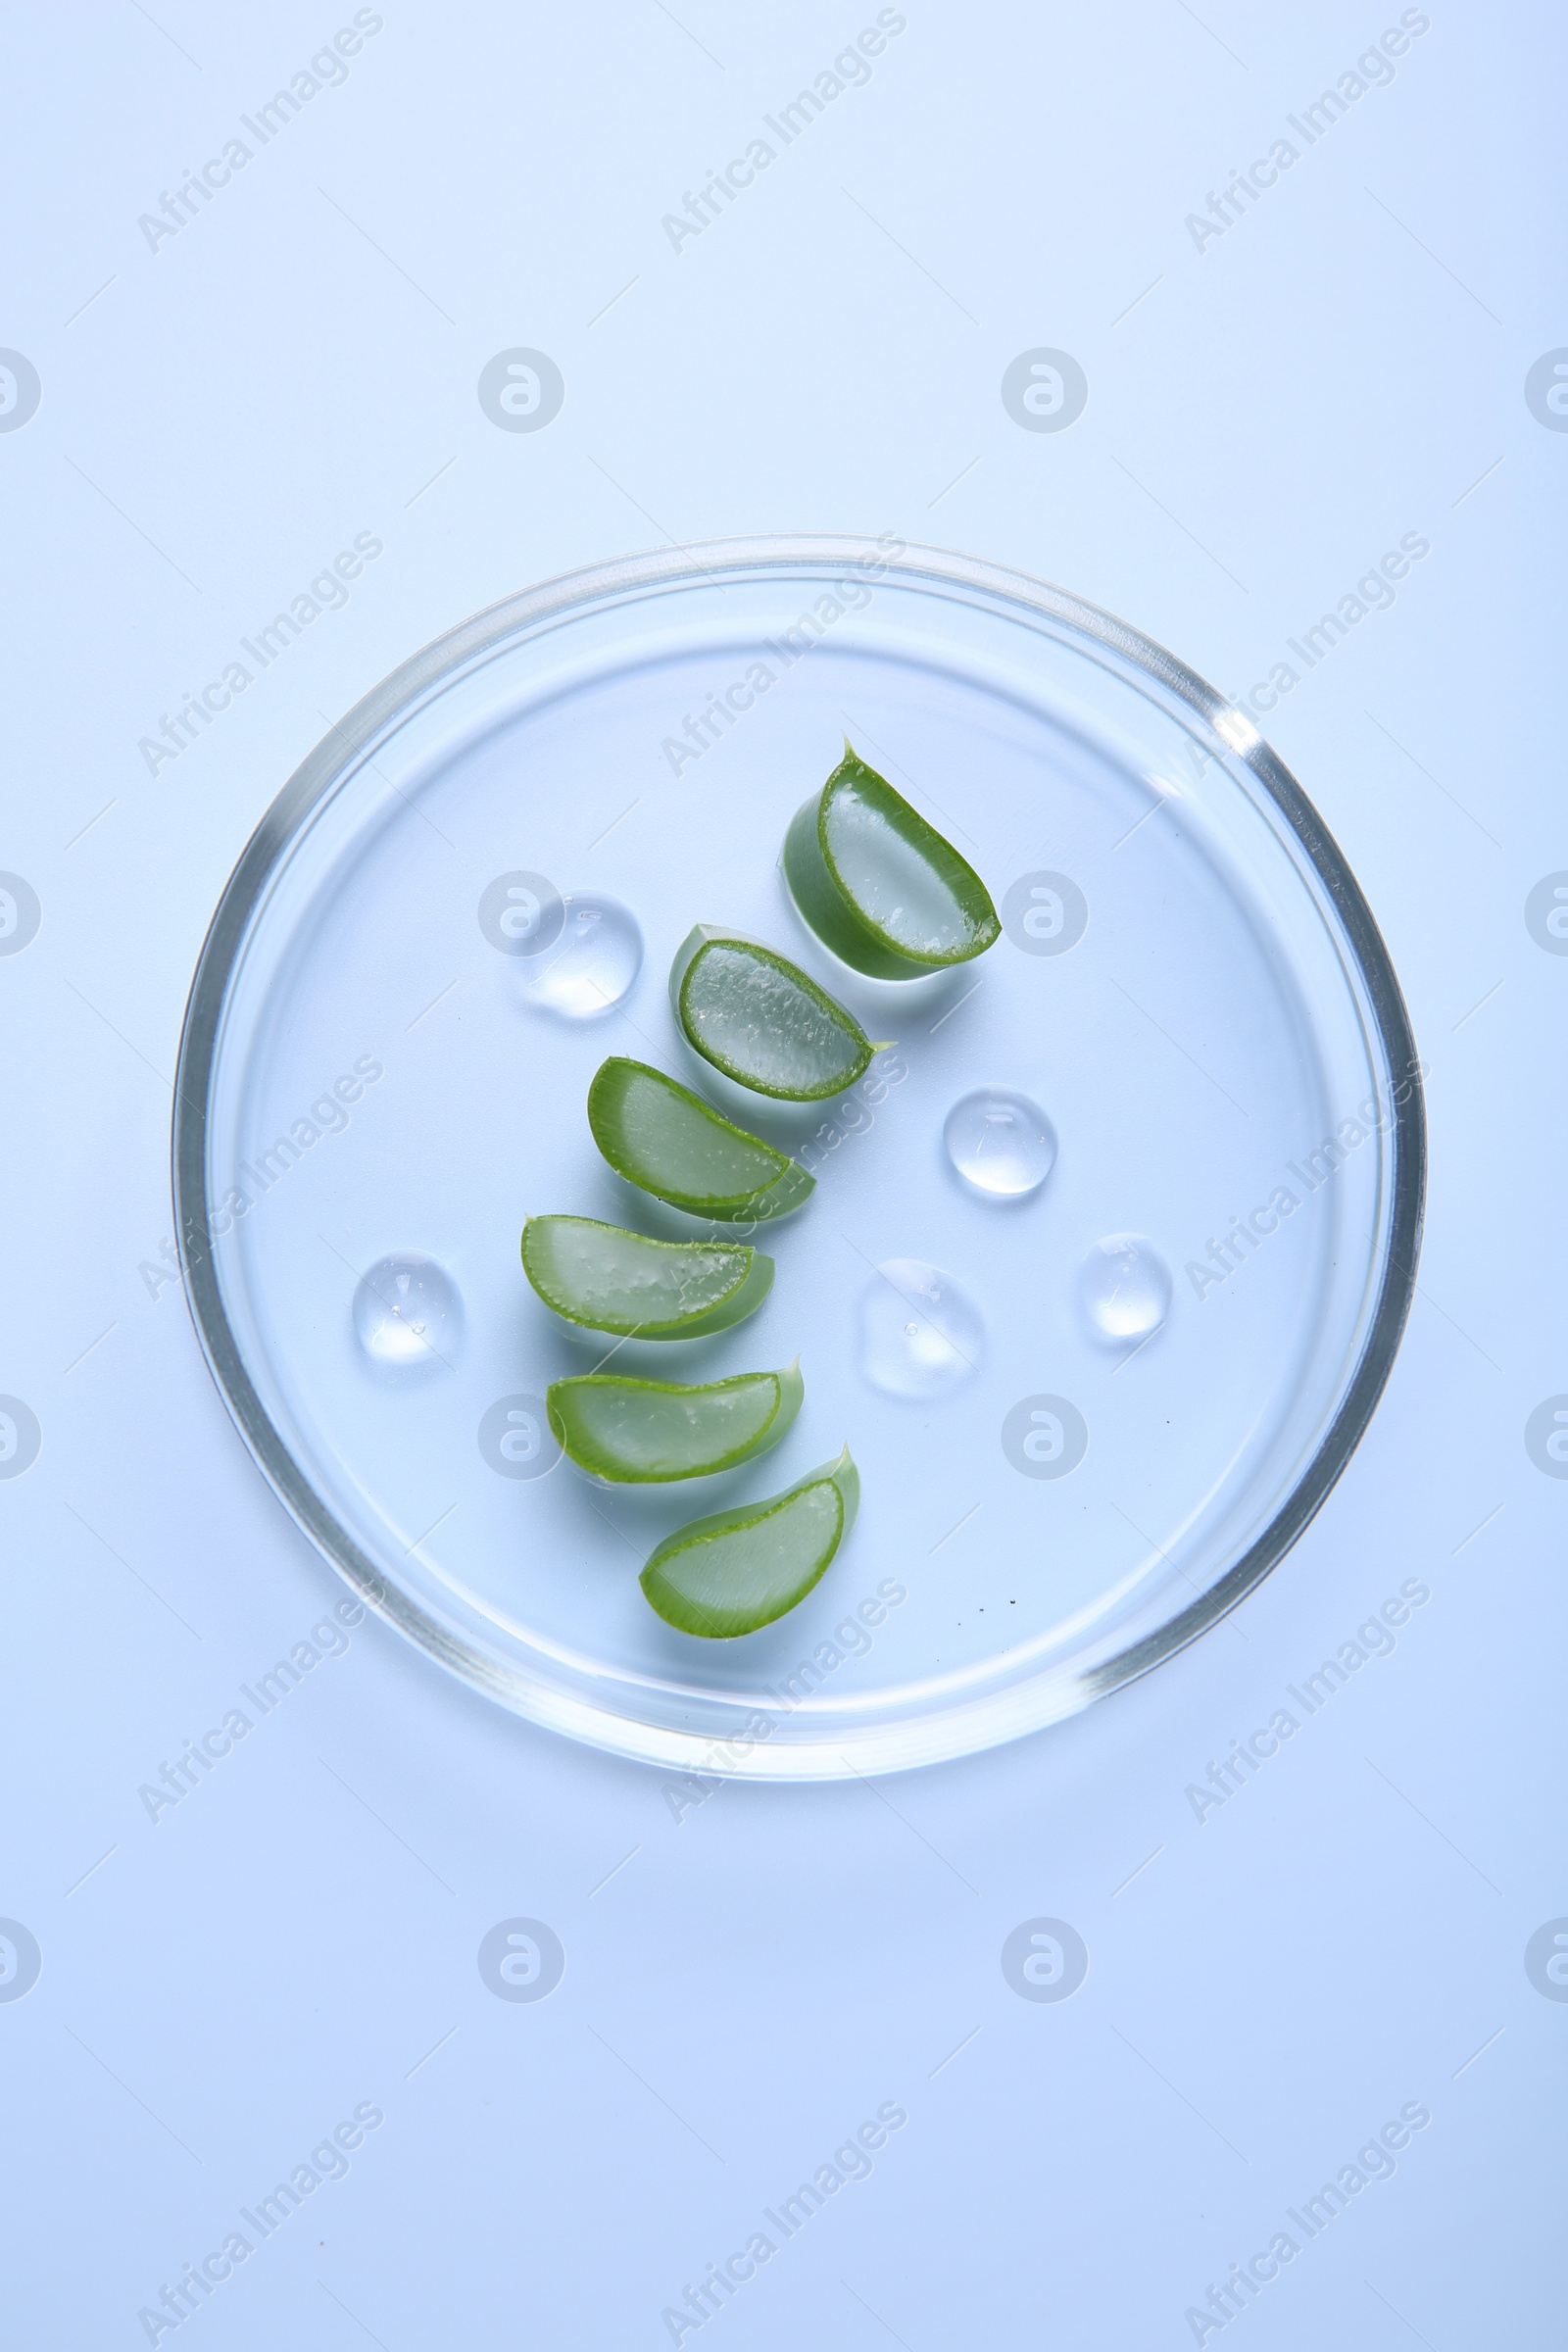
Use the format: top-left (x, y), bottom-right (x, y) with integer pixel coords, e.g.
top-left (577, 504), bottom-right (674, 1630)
top-left (171, 535), bottom-right (1426, 1776)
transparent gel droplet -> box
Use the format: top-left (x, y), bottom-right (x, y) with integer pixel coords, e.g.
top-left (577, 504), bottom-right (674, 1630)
top-left (519, 893), bottom-right (642, 1018)
top-left (860, 1257), bottom-right (984, 1398)
top-left (1078, 1233), bottom-right (1170, 1348)
top-left (944, 1087), bottom-right (1057, 1200)
top-left (354, 1252), bottom-right (464, 1375)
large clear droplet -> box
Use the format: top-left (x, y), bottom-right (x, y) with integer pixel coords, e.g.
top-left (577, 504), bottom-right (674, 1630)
top-left (944, 1087), bottom-right (1056, 1200)
top-left (519, 893), bottom-right (642, 1018)
top-left (354, 1252), bottom-right (463, 1375)
top-left (859, 1257), bottom-right (984, 1398)
top-left (1078, 1233), bottom-right (1170, 1347)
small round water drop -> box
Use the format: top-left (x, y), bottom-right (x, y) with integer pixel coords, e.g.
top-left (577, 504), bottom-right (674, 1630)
top-left (354, 1252), bottom-right (463, 1375)
top-left (860, 1257), bottom-right (984, 1398)
top-left (944, 1087), bottom-right (1056, 1200)
top-left (519, 892), bottom-right (642, 1018)
top-left (1078, 1233), bottom-right (1170, 1348)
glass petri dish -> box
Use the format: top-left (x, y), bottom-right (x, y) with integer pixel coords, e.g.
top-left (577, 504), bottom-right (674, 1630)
top-left (172, 538), bottom-right (1424, 1778)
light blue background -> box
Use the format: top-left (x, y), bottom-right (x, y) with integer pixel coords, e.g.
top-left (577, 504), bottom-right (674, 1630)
top-left (2, 3), bottom-right (1564, 2344)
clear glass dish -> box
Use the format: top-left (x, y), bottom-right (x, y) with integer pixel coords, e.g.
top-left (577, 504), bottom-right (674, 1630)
top-left (172, 538), bottom-right (1424, 1778)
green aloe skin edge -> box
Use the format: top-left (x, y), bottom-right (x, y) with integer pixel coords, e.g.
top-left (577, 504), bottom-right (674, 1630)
top-left (587, 1056), bottom-right (814, 1223)
top-left (669, 926), bottom-right (887, 1102)
top-left (784, 744), bottom-right (1000, 978)
top-left (547, 1362), bottom-right (804, 1484)
top-left (520, 1215), bottom-right (773, 1340)
top-left (639, 1447), bottom-right (860, 1638)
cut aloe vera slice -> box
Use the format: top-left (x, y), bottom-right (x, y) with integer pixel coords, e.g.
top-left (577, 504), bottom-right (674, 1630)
top-left (640, 1446), bottom-right (860, 1637)
top-left (548, 1360), bottom-right (804, 1483)
top-left (520, 1216), bottom-right (772, 1339)
top-left (669, 927), bottom-right (883, 1102)
top-left (587, 1057), bottom-right (815, 1223)
top-left (784, 745), bottom-right (1000, 978)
